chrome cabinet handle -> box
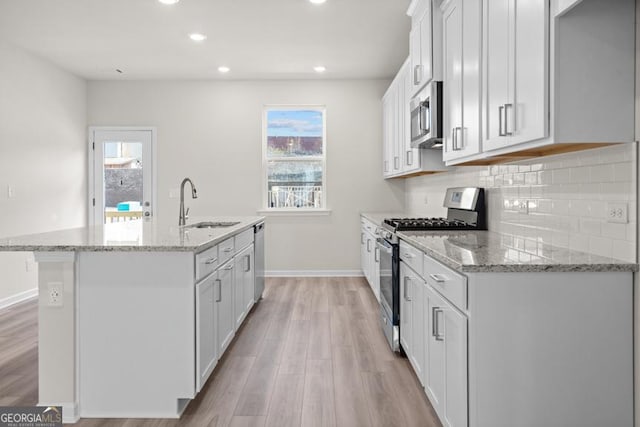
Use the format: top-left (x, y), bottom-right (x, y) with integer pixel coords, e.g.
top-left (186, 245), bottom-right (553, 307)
top-left (215, 279), bottom-right (222, 302)
top-left (384, 160), bottom-right (389, 173)
top-left (245, 254), bottom-right (251, 272)
top-left (406, 150), bottom-right (413, 166)
top-left (504, 103), bottom-right (514, 136)
top-left (433, 307), bottom-right (444, 341)
top-left (205, 257), bottom-right (218, 265)
top-left (414, 64), bottom-right (422, 85)
top-left (499, 105), bottom-right (506, 136)
top-left (361, 232), bottom-right (365, 244)
top-left (367, 239), bottom-right (371, 253)
top-left (404, 276), bottom-right (411, 301)
top-left (394, 156), bottom-right (400, 170)
top-left (374, 247), bottom-right (380, 263)
top-left (452, 127), bottom-right (463, 151)
top-left (223, 247), bottom-right (233, 253)
top-left (403, 252), bottom-right (415, 259)
top-left (224, 264), bottom-right (234, 270)
top-left (429, 274), bottom-right (446, 283)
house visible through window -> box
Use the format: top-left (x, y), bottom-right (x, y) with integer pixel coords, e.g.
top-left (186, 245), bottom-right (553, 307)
top-left (264, 107), bottom-right (326, 210)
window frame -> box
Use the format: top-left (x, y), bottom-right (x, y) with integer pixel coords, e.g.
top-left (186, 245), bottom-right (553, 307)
top-left (261, 105), bottom-right (328, 212)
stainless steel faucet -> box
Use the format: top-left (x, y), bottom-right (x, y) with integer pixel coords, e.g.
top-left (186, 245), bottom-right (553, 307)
top-left (179, 178), bottom-right (198, 226)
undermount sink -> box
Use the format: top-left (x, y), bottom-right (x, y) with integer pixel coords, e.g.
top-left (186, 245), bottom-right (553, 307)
top-left (186, 221), bottom-right (241, 229)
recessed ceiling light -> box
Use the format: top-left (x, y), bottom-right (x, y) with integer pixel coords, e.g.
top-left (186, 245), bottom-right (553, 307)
top-left (314, 66), bottom-right (326, 73)
top-left (158, 0), bottom-right (180, 4)
top-left (189, 33), bottom-right (207, 42)
top-left (218, 66), bottom-right (230, 73)
top-left (309, 0), bottom-right (327, 4)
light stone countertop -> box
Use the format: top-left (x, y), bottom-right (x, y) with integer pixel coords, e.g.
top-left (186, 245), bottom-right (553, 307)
top-left (360, 212), bottom-right (407, 227)
top-left (398, 230), bottom-right (638, 273)
top-left (0, 216), bottom-right (264, 253)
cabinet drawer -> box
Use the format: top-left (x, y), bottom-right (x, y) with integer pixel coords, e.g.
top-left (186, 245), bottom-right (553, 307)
top-left (400, 240), bottom-right (423, 277)
top-left (196, 245), bottom-right (219, 282)
top-left (363, 218), bottom-right (377, 235)
top-left (235, 228), bottom-right (254, 251)
top-left (218, 237), bottom-right (235, 265)
top-left (423, 254), bottom-right (467, 310)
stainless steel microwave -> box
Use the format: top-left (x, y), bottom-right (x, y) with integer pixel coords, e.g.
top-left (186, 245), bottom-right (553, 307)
top-left (410, 81), bottom-right (443, 148)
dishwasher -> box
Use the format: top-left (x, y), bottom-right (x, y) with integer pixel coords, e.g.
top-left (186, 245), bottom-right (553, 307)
top-left (254, 222), bottom-right (265, 300)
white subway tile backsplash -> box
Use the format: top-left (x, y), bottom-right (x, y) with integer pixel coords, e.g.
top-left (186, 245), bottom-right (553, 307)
top-left (405, 143), bottom-right (637, 262)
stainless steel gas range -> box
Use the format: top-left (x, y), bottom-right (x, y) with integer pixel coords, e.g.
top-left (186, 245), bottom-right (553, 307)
top-left (376, 187), bottom-right (486, 352)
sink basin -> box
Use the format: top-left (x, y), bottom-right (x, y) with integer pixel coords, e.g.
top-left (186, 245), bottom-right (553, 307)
top-left (186, 221), bottom-right (241, 229)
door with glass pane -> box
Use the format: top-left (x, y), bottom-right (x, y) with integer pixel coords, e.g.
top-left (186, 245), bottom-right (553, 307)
top-left (90, 129), bottom-right (154, 225)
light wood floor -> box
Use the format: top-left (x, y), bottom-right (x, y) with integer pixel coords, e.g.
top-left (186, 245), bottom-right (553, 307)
top-left (1, 277), bottom-right (441, 427)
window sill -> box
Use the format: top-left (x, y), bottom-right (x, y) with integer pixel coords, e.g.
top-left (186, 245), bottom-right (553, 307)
top-left (256, 208), bottom-right (332, 217)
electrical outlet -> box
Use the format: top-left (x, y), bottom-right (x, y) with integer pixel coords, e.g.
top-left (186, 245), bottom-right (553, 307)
top-left (607, 203), bottom-right (628, 224)
top-left (7, 185), bottom-right (14, 199)
top-left (47, 283), bottom-right (63, 307)
top-left (515, 199), bottom-right (529, 214)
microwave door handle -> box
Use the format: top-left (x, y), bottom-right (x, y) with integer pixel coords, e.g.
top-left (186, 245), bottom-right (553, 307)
top-left (421, 101), bottom-right (431, 134)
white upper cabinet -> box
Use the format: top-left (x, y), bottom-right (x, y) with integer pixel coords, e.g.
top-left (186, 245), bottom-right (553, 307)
top-left (382, 58), bottom-right (448, 179)
top-left (408, 0), bottom-right (442, 96)
top-left (442, 0), bottom-right (482, 162)
top-left (483, 0), bottom-right (549, 152)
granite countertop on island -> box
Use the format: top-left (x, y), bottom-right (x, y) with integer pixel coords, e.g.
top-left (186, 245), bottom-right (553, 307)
top-left (398, 230), bottom-right (638, 273)
top-left (0, 216), bottom-right (264, 253)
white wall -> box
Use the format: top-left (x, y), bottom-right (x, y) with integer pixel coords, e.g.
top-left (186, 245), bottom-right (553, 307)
top-left (87, 79), bottom-right (405, 274)
top-left (0, 40), bottom-right (87, 305)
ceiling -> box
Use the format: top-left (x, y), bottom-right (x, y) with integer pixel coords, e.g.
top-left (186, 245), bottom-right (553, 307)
top-left (0, 0), bottom-right (411, 80)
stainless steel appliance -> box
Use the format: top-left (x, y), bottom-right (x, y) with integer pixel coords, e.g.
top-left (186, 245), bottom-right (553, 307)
top-left (377, 187), bottom-right (486, 352)
top-left (410, 81), bottom-right (443, 149)
top-left (254, 222), bottom-right (265, 301)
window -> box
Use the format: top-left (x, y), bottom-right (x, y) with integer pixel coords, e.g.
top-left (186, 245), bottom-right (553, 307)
top-left (263, 107), bottom-right (326, 211)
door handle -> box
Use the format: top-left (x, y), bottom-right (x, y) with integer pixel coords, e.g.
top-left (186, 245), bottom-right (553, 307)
top-left (374, 247), bottom-right (380, 263)
top-left (394, 156), bottom-right (400, 170)
top-left (224, 264), bottom-right (234, 270)
top-left (504, 103), bottom-right (514, 136)
top-left (433, 308), bottom-right (444, 341)
top-left (367, 239), bottom-right (371, 253)
top-left (414, 64), bottom-right (422, 85)
top-left (404, 276), bottom-right (411, 301)
top-left (361, 232), bottom-right (365, 244)
top-left (452, 127), bottom-right (463, 151)
top-left (223, 247), bottom-right (233, 253)
top-left (245, 254), bottom-right (251, 272)
top-left (215, 279), bottom-right (222, 302)
top-left (499, 105), bottom-right (506, 136)
top-left (429, 274), bottom-right (446, 283)
top-left (406, 150), bottom-right (413, 166)
top-left (384, 160), bottom-right (389, 173)
top-left (205, 257), bottom-right (218, 265)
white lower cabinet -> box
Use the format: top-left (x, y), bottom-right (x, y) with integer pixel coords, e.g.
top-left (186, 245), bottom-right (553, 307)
top-left (424, 284), bottom-right (467, 427)
top-left (360, 218), bottom-right (380, 302)
top-left (195, 273), bottom-right (217, 392)
top-left (216, 259), bottom-right (235, 355)
top-left (400, 260), bottom-right (425, 385)
top-left (234, 243), bottom-right (255, 330)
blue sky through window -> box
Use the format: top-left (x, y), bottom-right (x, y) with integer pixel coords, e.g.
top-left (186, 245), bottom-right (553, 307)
top-left (267, 110), bottom-right (323, 137)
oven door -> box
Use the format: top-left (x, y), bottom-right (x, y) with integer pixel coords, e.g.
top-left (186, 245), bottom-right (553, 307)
top-left (377, 238), bottom-right (396, 321)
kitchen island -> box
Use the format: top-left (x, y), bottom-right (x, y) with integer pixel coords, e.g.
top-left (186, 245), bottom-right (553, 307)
top-left (0, 216), bottom-right (264, 422)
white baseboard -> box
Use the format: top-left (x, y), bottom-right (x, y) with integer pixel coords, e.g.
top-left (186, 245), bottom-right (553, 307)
top-left (0, 288), bottom-right (38, 310)
top-left (38, 401), bottom-right (78, 424)
top-left (266, 270), bottom-right (364, 277)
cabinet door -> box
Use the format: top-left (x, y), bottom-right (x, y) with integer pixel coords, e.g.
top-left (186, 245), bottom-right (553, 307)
top-left (410, 24), bottom-right (423, 95)
top-left (442, 0), bottom-right (463, 161)
top-left (510, 0), bottom-right (548, 146)
top-left (461, 0), bottom-right (482, 157)
top-left (399, 262), bottom-right (413, 359)
top-left (216, 260), bottom-right (235, 355)
top-left (424, 286), bottom-right (445, 418)
top-left (234, 254), bottom-right (246, 331)
top-left (483, 0), bottom-right (511, 149)
top-left (391, 88), bottom-right (402, 174)
top-left (382, 96), bottom-right (394, 177)
top-left (418, 3), bottom-right (433, 87)
top-left (196, 274), bottom-right (217, 392)
top-left (360, 227), bottom-right (368, 275)
top-left (242, 244), bottom-right (255, 313)
top-left (409, 272), bottom-right (425, 385)
top-left (443, 302), bottom-right (468, 427)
